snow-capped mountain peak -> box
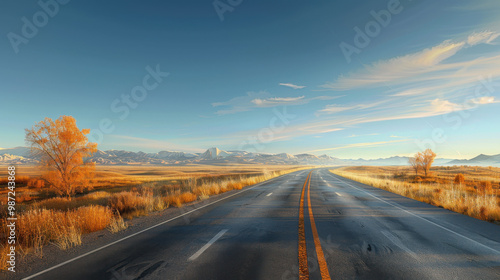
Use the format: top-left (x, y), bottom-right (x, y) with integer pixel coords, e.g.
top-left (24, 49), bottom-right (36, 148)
top-left (201, 147), bottom-right (232, 160)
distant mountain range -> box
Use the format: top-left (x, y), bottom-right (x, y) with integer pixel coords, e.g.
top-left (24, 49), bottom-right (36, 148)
top-left (0, 146), bottom-right (499, 167)
top-left (447, 154), bottom-right (500, 167)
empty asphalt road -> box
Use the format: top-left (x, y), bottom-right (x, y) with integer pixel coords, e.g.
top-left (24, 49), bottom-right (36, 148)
top-left (21, 168), bottom-right (500, 279)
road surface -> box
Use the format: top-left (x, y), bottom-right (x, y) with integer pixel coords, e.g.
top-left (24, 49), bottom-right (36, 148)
top-left (22, 168), bottom-right (500, 279)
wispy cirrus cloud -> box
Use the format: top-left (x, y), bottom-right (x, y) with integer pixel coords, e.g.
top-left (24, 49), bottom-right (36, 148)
top-left (252, 96), bottom-right (305, 107)
top-left (224, 94), bottom-right (498, 147)
top-left (210, 31), bottom-right (500, 150)
top-left (207, 93), bottom-right (498, 150)
top-left (316, 100), bottom-right (388, 115)
top-left (322, 41), bottom-right (466, 90)
top-left (279, 83), bottom-right (306, 89)
top-left (348, 133), bottom-right (379, 138)
top-left (300, 30), bottom-right (500, 140)
top-left (322, 31), bottom-right (500, 91)
top-left (107, 135), bottom-right (204, 153)
top-left (467, 31), bottom-right (500, 45)
top-left (471, 96), bottom-right (499, 105)
top-left (305, 139), bottom-right (410, 153)
top-left (211, 91), bottom-right (267, 115)
top-left (212, 91), bottom-right (342, 115)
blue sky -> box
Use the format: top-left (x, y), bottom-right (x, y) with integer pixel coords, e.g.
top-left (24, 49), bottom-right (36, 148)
top-left (1, 0), bottom-right (499, 159)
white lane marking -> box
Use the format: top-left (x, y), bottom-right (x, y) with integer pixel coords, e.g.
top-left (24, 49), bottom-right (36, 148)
top-left (325, 171), bottom-right (500, 256)
top-left (266, 192), bottom-right (273, 197)
top-left (22, 173), bottom-right (291, 280)
top-left (381, 230), bottom-right (418, 260)
top-left (188, 229), bottom-right (228, 261)
top-left (335, 192), bottom-right (342, 196)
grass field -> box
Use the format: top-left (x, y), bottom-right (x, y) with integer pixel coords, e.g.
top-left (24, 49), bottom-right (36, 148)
top-left (0, 164), bottom-right (307, 269)
top-left (331, 165), bottom-right (500, 224)
top-left (0, 164), bottom-right (302, 202)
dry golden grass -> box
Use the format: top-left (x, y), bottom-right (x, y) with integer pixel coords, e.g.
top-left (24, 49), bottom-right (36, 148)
top-left (108, 214), bottom-right (128, 233)
top-left (0, 175), bottom-right (30, 186)
top-left (0, 245), bottom-right (10, 271)
top-left (84, 191), bottom-right (112, 200)
top-left (331, 166), bottom-right (500, 223)
top-left (0, 164), bottom-right (304, 200)
top-left (93, 164), bottom-right (299, 185)
top-left (108, 190), bottom-right (165, 218)
top-left (101, 167), bottom-right (308, 216)
top-left (0, 205), bottom-right (114, 265)
top-left (74, 205), bottom-right (113, 233)
top-left (0, 164), bottom-right (307, 270)
top-left (28, 191), bottom-right (112, 212)
top-left (31, 197), bottom-right (73, 211)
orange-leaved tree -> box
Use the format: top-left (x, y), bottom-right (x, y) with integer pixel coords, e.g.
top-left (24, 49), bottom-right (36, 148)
top-left (419, 148), bottom-right (436, 177)
top-left (25, 116), bottom-right (97, 197)
top-left (408, 153), bottom-right (423, 176)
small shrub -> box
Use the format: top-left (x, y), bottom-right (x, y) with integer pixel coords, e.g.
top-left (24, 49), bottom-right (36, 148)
top-left (479, 206), bottom-right (488, 221)
top-left (33, 197), bottom-right (73, 211)
top-left (212, 185), bottom-right (221, 195)
top-left (17, 191), bottom-right (35, 203)
top-left (72, 205), bottom-right (113, 233)
top-left (84, 191), bottom-right (111, 200)
top-left (162, 197), bottom-right (171, 208)
top-left (108, 192), bottom-right (153, 215)
top-left (0, 245), bottom-right (10, 270)
top-left (153, 197), bottom-right (166, 211)
top-left (54, 223), bottom-right (81, 250)
top-left (179, 192), bottom-right (197, 204)
top-left (108, 214), bottom-right (128, 233)
top-left (228, 181), bottom-right (244, 190)
top-left (27, 178), bottom-right (45, 188)
top-left (477, 181), bottom-right (493, 195)
top-left (454, 173), bottom-right (466, 185)
top-left (392, 171), bottom-right (406, 179)
top-left (169, 195), bottom-right (182, 208)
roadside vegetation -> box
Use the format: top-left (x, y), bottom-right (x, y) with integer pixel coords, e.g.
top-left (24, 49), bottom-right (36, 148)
top-left (0, 166), bottom-right (305, 270)
top-left (331, 150), bottom-right (500, 224)
top-left (0, 116), bottom-right (307, 270)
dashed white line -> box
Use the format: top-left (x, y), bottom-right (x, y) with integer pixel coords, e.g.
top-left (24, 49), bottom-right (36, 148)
top-left (188, 229), bottom-right (228, 261)
top-left (335, 192), bottom-right (342, 196)
top-left (22, 174), bottom-right (288, 280)
top-left (266, 192), bottom-right (273, 197)
top-left (327, 171), bottom-right (500, 256)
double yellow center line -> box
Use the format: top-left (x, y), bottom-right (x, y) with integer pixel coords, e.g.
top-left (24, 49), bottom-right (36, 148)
top-left (298, 171), bottom-right (331, 280)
